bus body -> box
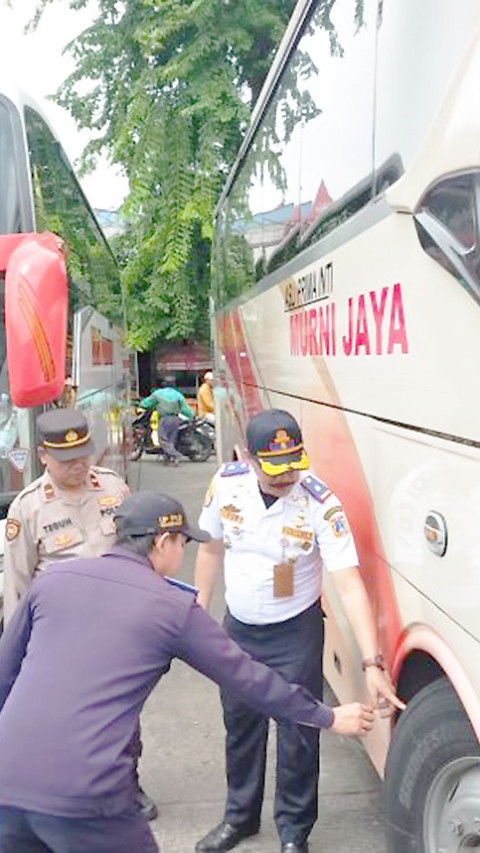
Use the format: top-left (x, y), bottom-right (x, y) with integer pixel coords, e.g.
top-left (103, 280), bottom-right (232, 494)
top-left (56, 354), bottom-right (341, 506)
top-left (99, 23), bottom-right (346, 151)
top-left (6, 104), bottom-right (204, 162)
top-left (0, 85), bottom-right (135, 609)
top-left (212, 1), bottom-right (480, 848)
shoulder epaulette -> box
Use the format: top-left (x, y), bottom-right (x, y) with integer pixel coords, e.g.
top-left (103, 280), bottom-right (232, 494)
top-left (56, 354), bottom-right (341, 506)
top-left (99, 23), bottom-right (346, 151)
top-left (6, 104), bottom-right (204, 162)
top-left (91, 465), bottom-right (124, 479)
top-left (220, 461), bottom-right (250, 477)
top-left (14, 476), bottom-right (44, 502)
top-left (301, 475), bottom-right (332, 503)
top-left (165, 576), bottom-right (197, 596)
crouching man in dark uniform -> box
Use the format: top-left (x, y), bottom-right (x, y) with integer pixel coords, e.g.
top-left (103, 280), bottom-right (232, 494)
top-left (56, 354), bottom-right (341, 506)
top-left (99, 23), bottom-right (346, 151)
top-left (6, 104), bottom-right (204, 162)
top-left (0, 491), bottom-right (374, 852)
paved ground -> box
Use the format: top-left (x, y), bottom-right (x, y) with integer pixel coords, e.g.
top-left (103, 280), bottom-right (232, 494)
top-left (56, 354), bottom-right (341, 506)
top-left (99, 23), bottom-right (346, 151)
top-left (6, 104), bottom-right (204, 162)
top-left (133, 456), bottom-right (388, 853)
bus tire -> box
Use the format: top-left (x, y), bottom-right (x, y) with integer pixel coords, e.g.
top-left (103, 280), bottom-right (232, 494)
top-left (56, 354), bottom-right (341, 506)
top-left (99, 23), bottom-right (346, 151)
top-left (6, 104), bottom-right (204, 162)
top-left (385, 677), bottom-right (480, 852)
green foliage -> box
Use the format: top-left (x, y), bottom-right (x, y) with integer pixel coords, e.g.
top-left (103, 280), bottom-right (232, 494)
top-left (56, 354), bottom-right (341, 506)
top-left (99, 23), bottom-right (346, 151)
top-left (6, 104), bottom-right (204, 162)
top-left (29, 0), bottom-right (363, 350)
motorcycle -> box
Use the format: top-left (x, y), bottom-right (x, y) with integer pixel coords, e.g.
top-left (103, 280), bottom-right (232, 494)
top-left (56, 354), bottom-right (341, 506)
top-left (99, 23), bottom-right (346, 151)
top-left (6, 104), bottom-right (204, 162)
top-left (194, 417), bottom-right (215, 455)
top-left (129, 409), bottom-right (213, 463)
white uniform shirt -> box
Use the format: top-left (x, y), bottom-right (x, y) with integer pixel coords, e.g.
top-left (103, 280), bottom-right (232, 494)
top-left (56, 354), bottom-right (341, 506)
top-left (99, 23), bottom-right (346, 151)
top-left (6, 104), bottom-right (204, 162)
top-left (3, 466), bottom-right (129, 622)
top-left (199, 462), bottom-right (358, 625)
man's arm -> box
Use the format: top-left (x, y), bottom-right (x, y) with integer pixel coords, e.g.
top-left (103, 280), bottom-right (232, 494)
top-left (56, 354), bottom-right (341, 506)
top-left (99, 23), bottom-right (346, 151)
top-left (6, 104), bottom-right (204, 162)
top-left (175, 601), bottom-right (374, 736)
top-left (3, 503), bottom-right (38, 624)
top-left (194, 538), bottom-right (225, 610)
top-left (330, 566), bottom-right (405, 712)
top-left (179, 396), bottom-right (194, 419)
top-left (140, 391), bottom-right (157, 409)
top-left (0, 593), bottom-right (33, 711)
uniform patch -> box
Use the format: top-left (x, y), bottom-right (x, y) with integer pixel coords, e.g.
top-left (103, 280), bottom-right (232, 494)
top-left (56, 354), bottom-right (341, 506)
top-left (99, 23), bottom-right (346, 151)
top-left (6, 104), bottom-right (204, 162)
top-left (203, 478), bottom-right (216, 507)
top-left (328, 512), bottom-right (350, 537)
top-left (301, 475), bottom-right (331, 503)
top-left (159, 513), bottom-right (183, 528)
top-left (220, 504), bottom-right (243, 524)
top-left (54, 533), bottom-right (73, 548)
top-left (323, 505), bottom-right (343, 521)
top-left (282, 525), bottom-right (313, 541)
top-left (97, 496), bottom-right (120, 508)
top-left (5, 519), bottom-right (21, 541)
top-left (44, 484), bottom-right (55, 501)
top-left (43, 518), bottom-right (73, 534)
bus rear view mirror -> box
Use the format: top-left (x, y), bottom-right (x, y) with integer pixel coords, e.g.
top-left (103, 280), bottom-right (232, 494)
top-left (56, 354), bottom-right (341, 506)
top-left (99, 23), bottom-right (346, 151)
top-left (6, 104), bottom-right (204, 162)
top-left (3, 232), bottom-right (68, 407)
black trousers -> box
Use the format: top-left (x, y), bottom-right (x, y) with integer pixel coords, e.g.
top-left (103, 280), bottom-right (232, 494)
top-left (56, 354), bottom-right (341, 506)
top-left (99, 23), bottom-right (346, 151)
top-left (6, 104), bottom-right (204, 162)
top-left (0, 806), bottom-right (158, 852)
top-left (221, 602), bottom-right (324, 845)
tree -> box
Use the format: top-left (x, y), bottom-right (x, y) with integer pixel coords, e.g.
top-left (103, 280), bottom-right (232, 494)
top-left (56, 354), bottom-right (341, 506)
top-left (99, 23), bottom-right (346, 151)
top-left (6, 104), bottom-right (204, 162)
top-left (30, 0), bottom-right (363, 349)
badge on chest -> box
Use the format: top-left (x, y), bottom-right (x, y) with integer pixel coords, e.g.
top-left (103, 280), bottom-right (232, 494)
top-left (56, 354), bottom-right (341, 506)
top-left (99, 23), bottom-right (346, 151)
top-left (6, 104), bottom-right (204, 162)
top-left (273, 561), bottom-right (294, 597)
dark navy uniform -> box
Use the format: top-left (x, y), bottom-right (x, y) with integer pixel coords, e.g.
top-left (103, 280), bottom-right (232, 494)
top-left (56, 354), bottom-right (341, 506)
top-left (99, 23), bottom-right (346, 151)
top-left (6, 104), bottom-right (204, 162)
top-left (0, 543), bottom-right (334, 852)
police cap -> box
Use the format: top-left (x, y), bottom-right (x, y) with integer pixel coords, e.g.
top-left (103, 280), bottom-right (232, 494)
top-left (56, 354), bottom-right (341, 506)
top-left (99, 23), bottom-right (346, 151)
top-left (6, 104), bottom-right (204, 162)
top-left (37, 408), bottom-right (95, 461)
top-left (114, 491), bottom-right (211, 542)
top-left (246, 409), bottom-right (310, 476)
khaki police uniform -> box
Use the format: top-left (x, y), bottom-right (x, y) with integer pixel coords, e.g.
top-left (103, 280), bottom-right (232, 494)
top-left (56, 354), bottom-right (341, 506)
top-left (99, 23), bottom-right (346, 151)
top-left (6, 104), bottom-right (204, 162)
top-left (4, 466), bottom-right (129, 622)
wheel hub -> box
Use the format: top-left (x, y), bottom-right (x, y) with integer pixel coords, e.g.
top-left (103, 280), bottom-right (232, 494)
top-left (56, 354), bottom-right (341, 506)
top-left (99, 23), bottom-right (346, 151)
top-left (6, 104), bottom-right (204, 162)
top-left (424, 759), bottom-right (480, 851)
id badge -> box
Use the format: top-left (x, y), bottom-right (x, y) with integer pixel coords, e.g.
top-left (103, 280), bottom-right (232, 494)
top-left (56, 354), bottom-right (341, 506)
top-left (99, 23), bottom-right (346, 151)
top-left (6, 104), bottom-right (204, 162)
top-left (273, 562), bottom-right (294, 597)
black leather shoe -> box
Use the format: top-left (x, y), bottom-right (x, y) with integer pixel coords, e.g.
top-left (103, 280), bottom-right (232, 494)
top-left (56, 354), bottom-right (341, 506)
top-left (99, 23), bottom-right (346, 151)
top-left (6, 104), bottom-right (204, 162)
top-left (281, 843), bottom-right (309, 853)
top-left (195, 821), bottom-right (259, 851)
top-left (134, 787), bottom-right (158, 821)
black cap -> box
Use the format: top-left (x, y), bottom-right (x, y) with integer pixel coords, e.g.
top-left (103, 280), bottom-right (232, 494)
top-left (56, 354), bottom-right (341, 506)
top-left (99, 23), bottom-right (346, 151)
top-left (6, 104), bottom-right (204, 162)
top-left (37, 408), bottom-right (95, 461)
top-left (114, 491), bottom-right (211, 543)
top-left (246, 409), bottom-right (309, 475)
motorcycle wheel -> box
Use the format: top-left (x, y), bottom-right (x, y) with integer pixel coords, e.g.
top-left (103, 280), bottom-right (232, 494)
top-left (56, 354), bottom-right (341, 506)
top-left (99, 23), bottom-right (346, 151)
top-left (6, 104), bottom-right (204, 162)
top-left (179, 431), bottom-right (213, 462)
top-left (129, 427), bottom-right (144, 462)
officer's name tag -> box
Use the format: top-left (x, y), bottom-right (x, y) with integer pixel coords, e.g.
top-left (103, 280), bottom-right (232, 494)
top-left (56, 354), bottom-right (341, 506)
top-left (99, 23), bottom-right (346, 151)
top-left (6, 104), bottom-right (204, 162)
top-left (273, 562), bottom-right (294, 598)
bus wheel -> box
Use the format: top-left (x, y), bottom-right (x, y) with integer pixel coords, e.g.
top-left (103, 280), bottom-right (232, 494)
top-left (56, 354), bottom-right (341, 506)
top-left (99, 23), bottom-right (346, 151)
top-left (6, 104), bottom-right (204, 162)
top-left (385, 677), bottom-right (480, 852)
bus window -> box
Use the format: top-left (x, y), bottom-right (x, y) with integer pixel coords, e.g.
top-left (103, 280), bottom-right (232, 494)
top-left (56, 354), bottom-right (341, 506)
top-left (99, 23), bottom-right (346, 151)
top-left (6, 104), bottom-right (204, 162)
top-left (0, 100), bottom-right (22, 234)
top-left (297, 0), bottom-right (376, 245)
top-left (24, 106), bottom-right (122, 322)
top-left (415, 171), bottom-right (480, 303)
top-left (375, 0), bottom-right (480, 176)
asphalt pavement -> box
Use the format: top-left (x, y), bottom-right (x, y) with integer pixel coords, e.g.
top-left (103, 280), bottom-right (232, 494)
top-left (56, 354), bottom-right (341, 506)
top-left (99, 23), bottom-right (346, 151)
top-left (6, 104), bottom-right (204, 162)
top-left (132, 456), bottom-right (388, 853)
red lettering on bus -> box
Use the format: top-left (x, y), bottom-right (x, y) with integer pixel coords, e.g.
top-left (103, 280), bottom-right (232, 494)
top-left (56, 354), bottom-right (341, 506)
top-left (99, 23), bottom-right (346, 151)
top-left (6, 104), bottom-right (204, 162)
top-left (290, 313), bottom-right (299, 356)
top-left (370, 286), bottom-right (388, 355)
top-left (342, 298), bottom-right (354, 356)
top-left (309, 308), bottom-right (319, 355)
top-left (354, 294), bottom-right (371, 355)
top-left (319, 304), bottom-right (332, 355)
top-left (387, 282), bottom-right (409, 354)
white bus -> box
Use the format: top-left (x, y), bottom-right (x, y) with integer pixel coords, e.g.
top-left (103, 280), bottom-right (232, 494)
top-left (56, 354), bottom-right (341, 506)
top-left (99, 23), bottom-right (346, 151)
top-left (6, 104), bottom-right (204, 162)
top-left (212, 1), bottom-right (480, 849)
top-left (0, 86), bottom-right (135, 606)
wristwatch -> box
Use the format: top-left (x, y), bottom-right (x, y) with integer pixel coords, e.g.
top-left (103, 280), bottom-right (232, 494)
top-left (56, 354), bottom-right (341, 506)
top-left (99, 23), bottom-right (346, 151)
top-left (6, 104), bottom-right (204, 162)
top-left (361, 654), bottom-right (386, 671)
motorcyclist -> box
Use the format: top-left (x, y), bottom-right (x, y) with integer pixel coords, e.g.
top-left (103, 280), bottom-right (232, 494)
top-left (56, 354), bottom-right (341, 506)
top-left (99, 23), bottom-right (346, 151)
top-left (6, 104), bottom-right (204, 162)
top-left (141, 380), bottom-right (194, 464)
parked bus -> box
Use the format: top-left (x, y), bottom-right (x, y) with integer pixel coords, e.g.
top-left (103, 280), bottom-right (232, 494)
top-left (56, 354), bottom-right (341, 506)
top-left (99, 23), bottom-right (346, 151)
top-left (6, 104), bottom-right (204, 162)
top-left (0, 85), bottom-right (135, 608)
top-left (212, 0), bottom-right (480, 849)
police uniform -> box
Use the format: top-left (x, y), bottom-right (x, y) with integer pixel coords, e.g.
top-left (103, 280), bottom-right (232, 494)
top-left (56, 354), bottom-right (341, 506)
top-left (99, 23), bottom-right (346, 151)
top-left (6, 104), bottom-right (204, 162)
top-left (0, 492), bottom-right (334, 853)
top-left (197, 411), bottom-right (358, 849)
top-left (3, 409), bottom-right (129, 622)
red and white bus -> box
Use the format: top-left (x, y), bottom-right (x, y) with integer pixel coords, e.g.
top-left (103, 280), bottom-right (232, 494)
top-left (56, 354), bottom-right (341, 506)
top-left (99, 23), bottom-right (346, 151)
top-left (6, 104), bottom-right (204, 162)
top-left (212, 0), bottom-right (480, 849)
top-left (0, 86), bottom-right (135, 602)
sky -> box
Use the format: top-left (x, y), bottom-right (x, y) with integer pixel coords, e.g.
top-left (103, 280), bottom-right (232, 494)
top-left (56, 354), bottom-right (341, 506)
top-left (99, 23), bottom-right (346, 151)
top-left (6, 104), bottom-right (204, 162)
top-left (0, 0), bottom-right (128, 210)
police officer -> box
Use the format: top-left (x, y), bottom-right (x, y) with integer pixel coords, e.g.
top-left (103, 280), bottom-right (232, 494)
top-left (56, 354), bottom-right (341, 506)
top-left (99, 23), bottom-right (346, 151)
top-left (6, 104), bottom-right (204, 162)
top-left (3, 408), bottom-right (157, 822)
top-left (0, 491), bottom-right (374, 853)
top-left (194, 409), bottom-right (405, 853)
top-left (3, 407), bottom-right (129, 622)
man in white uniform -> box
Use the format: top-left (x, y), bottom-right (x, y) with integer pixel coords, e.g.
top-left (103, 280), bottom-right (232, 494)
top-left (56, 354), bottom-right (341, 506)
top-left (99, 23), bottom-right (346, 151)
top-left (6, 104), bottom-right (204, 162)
top-left (194, 409), bottom-right (404, 853)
